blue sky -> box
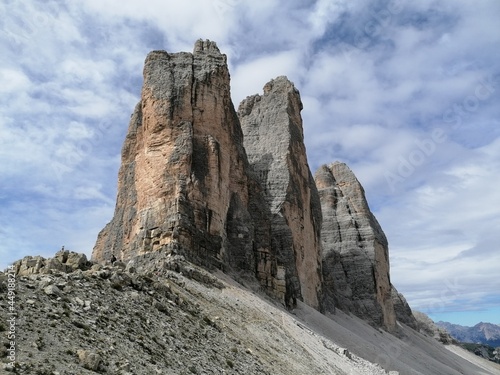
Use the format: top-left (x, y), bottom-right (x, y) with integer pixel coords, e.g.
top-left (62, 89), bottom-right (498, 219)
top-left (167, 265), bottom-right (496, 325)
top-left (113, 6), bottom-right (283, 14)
top-left (1, 0), bottom-right (499, 327)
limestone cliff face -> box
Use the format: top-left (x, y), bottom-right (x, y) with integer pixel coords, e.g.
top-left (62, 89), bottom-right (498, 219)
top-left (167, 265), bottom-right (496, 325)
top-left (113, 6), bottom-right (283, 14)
top-left (93, 40), bottom-right (415, 325)
top-left (93, 40), bottom-right (295, 305)
top-left (93, 40), bottom-right (260, 277)
top-left (315, 162), bottom-right (397, 331)
top-left (238, 77), bottom-right (323, 310)
top-left (392, 287), bottom-right (418, 330)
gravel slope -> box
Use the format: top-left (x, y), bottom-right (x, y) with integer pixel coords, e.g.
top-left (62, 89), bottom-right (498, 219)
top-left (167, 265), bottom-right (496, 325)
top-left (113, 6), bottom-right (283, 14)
top-left (2, 256), bottom-right (499, 374)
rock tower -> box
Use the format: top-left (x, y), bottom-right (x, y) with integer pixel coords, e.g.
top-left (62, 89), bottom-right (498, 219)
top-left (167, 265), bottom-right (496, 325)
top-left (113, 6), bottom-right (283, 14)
top-left (238, 77), bottom-right (323, 309)
top-left (315, 162), bottom-right (416, 331)
top-left (93, 40), bottom-right (322, 309)
top-left (93, 40), bottom-right (416, 328)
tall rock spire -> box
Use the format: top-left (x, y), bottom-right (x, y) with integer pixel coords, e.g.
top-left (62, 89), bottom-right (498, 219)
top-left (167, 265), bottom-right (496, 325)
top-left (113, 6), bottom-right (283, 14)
top-left (92, 40), bottom-right (416, 325)
top-left (93, 40), bottom-right (257, 274)
top-left (92, 40), bottom-right (307, 308)
top-left (315, 161), bottom-right (418, 331)
top-left (238, 77), bottom-right (323, 310)
top-left (315, 162), bottom-right (397, 331)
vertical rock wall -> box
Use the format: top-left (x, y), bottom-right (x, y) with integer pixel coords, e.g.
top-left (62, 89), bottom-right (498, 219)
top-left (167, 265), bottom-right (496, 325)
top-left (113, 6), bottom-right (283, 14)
top-left (93, 40), bottom-right (416, 325)
top-left (315, 162), bottom-right (397, 331)
top-left (93, 40), bottom-right (289, 304)
top-left (238, 77), bottom-right (323, 310)
top-left (392, 287), bottom-right (418, 330)
top-left (93, 40), bottom-right (258, 276)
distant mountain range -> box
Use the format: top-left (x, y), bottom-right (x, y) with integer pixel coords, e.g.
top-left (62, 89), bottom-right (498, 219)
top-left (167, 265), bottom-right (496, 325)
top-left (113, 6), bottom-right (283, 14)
top-left (436, 321), bottom-right (500, 347)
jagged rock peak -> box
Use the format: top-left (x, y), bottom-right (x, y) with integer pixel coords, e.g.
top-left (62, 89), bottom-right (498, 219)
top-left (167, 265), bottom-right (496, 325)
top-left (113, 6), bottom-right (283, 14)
top-left (262, 75), bottom-right (301, 99)
top-left (239, 76), bottom-right (303, 117)
top-left (315, 162), bottom-right (373, 216)
top-left (193, 39), bottom-right (222, 54)
top-left (315, 162), bottom-right (397, 331)
top-left (92, 39), bottom-right (252, 273)
top-left (238, 77), bottom-right (323, 310)
top-left (92, 40), bottom-right (292, 307)
top-left (146, 40), bottom-right (222, 60)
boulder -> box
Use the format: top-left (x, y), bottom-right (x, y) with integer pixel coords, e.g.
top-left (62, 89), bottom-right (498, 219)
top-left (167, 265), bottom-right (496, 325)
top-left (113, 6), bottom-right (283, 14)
top-left (77, 349), bottom-right (102, 371)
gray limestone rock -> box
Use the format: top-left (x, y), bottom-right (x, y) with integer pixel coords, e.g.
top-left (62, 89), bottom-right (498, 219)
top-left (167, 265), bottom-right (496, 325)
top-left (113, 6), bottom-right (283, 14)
top-left (91, 41), bottom-right (322, 308)
top-left (14, 250), bottom-right (91, 276)
top-left (77, 350), bottom-right (102, 371)
top-left (238, 77), bottom-right (323, 309)
top-left (43, 284), bottom-right (62, 297)
top-left (2, 250), bottom-right (495, 375)
top-left (315, 162), bottom-right (397, 331)
top-left (14, 256), bottom-right (45, 275)
top-left (43, 258), bottom-right (69, 273)
top-left (65, 251), bottom-right (89, 271)
top-left (392, 286), bottom-right (418, 330)
top-left (92, 39), bottom-right (263, 283)
top-left (90, 40), bottom-right (416, 320)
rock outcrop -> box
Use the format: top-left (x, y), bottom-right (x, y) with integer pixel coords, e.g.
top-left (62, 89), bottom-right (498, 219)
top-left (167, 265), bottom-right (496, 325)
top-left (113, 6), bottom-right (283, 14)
top-left (392, 287), bottom-right (418, 330)
top-left (93, 39), bottom-right (414, 326)
top-left (0, 252), bottom-right (416, 375)
top-left (413, 311), bottom-right (457, 344)
top-left (13, 250), bottom-right (91, 276)
top-left (315, 162), bottom-right (400, 331)
top-left (93, 40), bottom-right (256, 273)
top-left (4, 251), bottom-right (498, 375)
top-left (92, 40), bottom-right (313, 308)
top-left (238, 77), bottom-right (323, 309)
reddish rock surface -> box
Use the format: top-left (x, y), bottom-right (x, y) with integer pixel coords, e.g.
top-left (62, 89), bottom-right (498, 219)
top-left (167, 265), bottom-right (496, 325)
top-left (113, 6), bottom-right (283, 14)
top-left (93, 40), bottom-right (415, 326)
top-left (93, 40), bottom-right (257, 274)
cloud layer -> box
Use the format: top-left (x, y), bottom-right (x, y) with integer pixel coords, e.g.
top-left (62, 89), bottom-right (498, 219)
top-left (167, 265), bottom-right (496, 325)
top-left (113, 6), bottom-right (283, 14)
top-left (1, 0), bottom-right (499, 325)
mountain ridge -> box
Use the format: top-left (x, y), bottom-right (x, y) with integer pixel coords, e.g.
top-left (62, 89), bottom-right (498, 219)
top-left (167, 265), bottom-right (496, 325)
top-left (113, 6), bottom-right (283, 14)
top-left (436, 321), bottom-right (500, 347)
top-left (4, 39), bottom-right (499, 374)
top-left (91, 39), bottom-right (413, 332)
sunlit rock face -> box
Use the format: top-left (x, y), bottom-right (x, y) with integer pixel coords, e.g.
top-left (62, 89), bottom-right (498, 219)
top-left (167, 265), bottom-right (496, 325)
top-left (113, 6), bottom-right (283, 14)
top-left (93, 40), bottom-right (416, 324)
top-left (92, 40), bottom-right (321, 307)
top-left (93, 40), bottom-right (259, 277)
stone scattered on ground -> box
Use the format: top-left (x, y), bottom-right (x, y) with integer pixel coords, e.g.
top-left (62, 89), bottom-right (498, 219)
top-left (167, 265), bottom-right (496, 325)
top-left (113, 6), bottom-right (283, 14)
top-left (2, 251), bottom-right (500, 375)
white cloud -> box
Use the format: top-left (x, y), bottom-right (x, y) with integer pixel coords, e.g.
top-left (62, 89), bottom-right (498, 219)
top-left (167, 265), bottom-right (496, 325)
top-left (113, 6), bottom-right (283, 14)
top-left (66, 121), bottom-right (94, 140)
top-left (379, 136), bottom-right (500, 313)
top-left (79, 0), bottom-right (238, 49)
top-left (231, 50), bottom-right (303, 104)
top-left (0, 69), bottom-right (31, 92)
top-left (60, 58), bottom-right (115, 85)
top-left (307, 0), bottom-right (349, 38)
top-left (73, 184), bottom-right (114, 204)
